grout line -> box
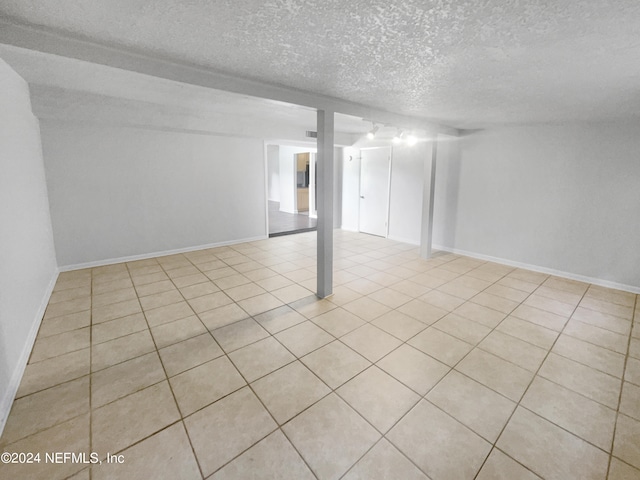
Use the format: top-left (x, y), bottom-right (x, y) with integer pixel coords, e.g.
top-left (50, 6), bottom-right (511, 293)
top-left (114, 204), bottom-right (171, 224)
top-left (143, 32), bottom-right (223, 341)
top-left (471, 283), bottom-right (591, 480)
top-left (605, 293), bottom-right (638, 479)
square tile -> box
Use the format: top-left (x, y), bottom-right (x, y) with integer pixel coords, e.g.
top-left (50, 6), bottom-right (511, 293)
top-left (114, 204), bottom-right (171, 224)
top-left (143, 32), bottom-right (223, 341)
top-left (476, 449), bottom-right (542, 480)
top-left (478, 330), bottom-right (547, 372)
top-left (367, 288), bottom-right (413, 308)
top-left (252, 361), bottom-right (330, 424)
top-left (521, 376), bottom-right (616, 451)
top-left (179, 281), bottom-right (219, 299)
top-left (456, 349), bottom-right (533, 401)
top-left (342, 297), bottom-right (391, 322)
top-left (563, 318), bottom-right (629, 354)
top-left (453, 302), bottom-right (506, 328)
top-left (608, 458), bottom-right (640, 480)
top-left (275, 321), bottom-right (334, 357)
top-left (139, 289), bottom-right (183, 311)
top-left (497, 407), bottom-right (609, 480)
top-left (552, 333), bottom-right (625, 377)
top-left (144, 301), bottom-right (194, 327)
top-left (377, 344), bottom-right (449, 395)
top-left (337, 366), bottom-right (420, 433)
top-left (210, 430), bottom-right (315, 480)
top-left (614, 414), bottom-right (640, 469)
top-left (471, 292), bottom-right (519, 314)
top-left (301, 340), bottom-right (371, 389)
top-left (312, 308), bottom-right (366, 337)
top-left (185, 387), bottom-right (277, 477)
top-left (158, 333), bottom-right (223, 377)
top-left (388, 399), bottom-right (491, 480)
top-left (92, 313), bottom-right (147, 345)
top-left (341, 324), bottom-right (402, 362)
top-left (0, 414), bottom-right (89, 480)
top-left (371, 310), bottom-right (427, 341)
top-left (620, 381), bottom-right (640, 421)
top-left (426, 370), bottom-right (516, 442)
top-left (283, 394), bottom-right (380, 480)
top-left (91, 352), bottom-right (166, 408)
top-left (91, 330), bottom-right (156, 371)
top-left (572, 307), bottom-right (631, 334)
top-left (169, 356), bottom-right (246, 416)
top-left (343, 439), bottom-right (428, 480)
top-left (254, 305), bottom-right (307, 333)
top-left (198, 302), bottom-right (249, 330)
top-left (92, 423), bottom-right (201, 480)
top-left (212, 318), bottom-right (270, 352)
top-left (238, 292), bottom-right (284, 316)
top-left (538, 353), bottom-right (620, 408)
top-left (271, 284), bottom-right (314, 304)
top-left (30, 328), bottom-right (90, 363)
top-left (135, 279), bottom-right (177, 298)
top-left (188, 292), bottom-right (233, 313)
top-left (408, 327), bottom-right (473, 366)
top-left (92, 381), bottom-right (179, 456)
top-left (421, 290), bottom-right (466, 310)
top-left (17, 348), bottom-right (89, 397)
top-left (397, 299), bottom-right (448, 324)
top-left (92, 299), bottom-right (141, 324)
top-left (38, 310), bottom-right (90, 338)
top-left (625, 357), bottom-right (640, 385)
top-left (0, 377), bottom-right (90, 448)
top-left (150, 315), bottom-right (206, 349)
top-left (511, 304), bottom-right (568, 331)
top-left (496, 316), bottom-right (559, 350)
top-left (432, 313), bottom-right (491, 345)
top-left (229, 337), bottom-right (295, 382)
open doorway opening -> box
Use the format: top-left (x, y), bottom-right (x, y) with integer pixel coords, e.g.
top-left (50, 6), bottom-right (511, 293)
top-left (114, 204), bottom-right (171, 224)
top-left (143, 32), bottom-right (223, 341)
top-left (266, 144), bottom-right (318, 237)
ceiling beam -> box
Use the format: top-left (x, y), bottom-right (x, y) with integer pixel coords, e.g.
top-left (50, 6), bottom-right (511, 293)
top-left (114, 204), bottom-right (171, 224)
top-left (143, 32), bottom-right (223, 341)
top-left (0, 19), bottom-right (459, 137)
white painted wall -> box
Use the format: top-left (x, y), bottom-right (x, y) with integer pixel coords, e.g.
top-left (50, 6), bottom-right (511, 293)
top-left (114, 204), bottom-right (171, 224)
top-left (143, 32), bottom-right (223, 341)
top-left (432, 124), bottom-right (640, 291)
top-left (0, 60), bottom-right (58, 432)
top-left (41, 122), bottom-right (266, 268)
top-left (388, 143), bottom-right (429, 244)
top-left (266, 145), bottom-right (280, 202)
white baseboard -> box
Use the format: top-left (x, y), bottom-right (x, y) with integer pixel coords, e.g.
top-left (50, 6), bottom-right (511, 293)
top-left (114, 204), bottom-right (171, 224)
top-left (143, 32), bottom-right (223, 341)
top-left (433, 244), bottom-right (640, 295)
top-left (0, 269), bottom-right (59, 436)
top-left (59, 236), bottom-right (268, 272)
top-left (387, 235), bottom-right (420, 246)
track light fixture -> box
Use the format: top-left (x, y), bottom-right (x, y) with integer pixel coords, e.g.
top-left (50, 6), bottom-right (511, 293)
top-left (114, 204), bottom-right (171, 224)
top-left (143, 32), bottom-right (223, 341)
top-left (366, 124), bottom-right (379, 140)
top-left (392, 129), bottom-right (404, 144)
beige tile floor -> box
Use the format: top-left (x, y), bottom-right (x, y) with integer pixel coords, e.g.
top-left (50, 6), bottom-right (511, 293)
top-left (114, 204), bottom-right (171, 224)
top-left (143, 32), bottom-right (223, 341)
top-left (1, 230), bottom-right (639, 480)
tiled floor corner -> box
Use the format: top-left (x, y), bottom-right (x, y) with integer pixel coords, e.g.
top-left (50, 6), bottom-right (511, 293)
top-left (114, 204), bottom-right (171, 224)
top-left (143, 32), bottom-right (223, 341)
top-left (0, 230), bottom-right (638, 479)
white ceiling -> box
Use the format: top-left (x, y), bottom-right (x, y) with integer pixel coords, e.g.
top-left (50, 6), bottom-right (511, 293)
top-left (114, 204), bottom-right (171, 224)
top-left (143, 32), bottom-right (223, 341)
top-left (2, 0), bottom-right (640, 128)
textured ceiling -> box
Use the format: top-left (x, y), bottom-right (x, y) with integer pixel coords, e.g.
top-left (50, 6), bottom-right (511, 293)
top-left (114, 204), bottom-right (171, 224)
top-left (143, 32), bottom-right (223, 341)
top-left (2, 0), bottom-right (640, 127)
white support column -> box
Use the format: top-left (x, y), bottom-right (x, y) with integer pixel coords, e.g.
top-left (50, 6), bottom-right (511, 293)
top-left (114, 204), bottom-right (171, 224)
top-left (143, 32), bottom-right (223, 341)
top-left (316, 109), bottom-right (334, 298)
top-left (420, 136), bottom-right (438, 259)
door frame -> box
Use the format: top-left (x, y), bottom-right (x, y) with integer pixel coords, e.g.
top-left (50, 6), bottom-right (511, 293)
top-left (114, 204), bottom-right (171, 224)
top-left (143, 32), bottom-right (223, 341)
top-left (358, 146), bottom-right (392, 238)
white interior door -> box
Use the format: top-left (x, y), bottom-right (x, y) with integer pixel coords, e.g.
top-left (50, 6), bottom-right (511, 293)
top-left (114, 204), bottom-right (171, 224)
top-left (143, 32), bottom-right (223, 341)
top-left (359, 147), bottom-right (390, 237)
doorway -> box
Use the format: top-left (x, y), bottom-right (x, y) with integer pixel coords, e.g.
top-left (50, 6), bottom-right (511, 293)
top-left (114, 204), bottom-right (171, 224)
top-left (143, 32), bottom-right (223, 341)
top-left (266, 144), bottom-right (318, 237)
top-left (359, 147), bottom-right (391, 237)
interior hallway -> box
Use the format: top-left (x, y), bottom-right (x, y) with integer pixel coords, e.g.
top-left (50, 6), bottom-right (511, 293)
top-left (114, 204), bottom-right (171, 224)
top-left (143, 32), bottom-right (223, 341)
top-left (0, 231), bottom-right (638, 480)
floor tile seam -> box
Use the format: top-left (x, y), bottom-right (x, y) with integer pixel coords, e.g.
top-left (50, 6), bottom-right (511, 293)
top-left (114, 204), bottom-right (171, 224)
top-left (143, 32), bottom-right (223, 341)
top-left (14, 368), bottom-right (92, 401)
top-left (0, 408), bottom-right (91, 453)
top-left (542, 348), bottom-right (626, 380)
top-left (125, 260), bottom-right (208, 480)
top-left (474, 285), bottom-right (592, 479)
top-left (574, 303), bottom-right (635, 321)
top-left (516, 403), bottom-right (616, 454)
top-left (41, 307), bottom-right (91, 322)
top-left (605, 293), bottom-right (639, 479)
top-left (24, 342), bottom-right (92, 367)
top-left (548, 319), bottom-right (629, 355)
